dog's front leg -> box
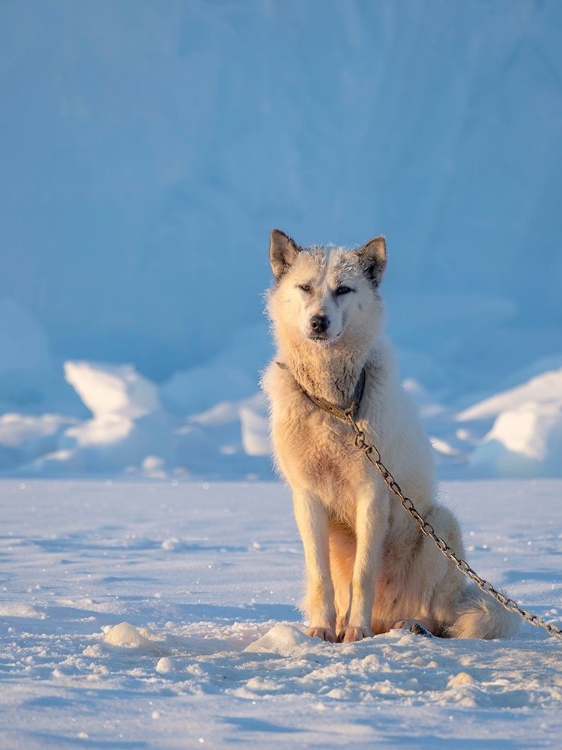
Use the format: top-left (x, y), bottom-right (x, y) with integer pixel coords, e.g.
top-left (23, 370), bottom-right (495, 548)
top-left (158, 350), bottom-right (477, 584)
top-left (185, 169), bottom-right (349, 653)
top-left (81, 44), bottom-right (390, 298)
top-left (340, 487), bottom-right (388, 643)
top-left (293, 489), bottom-right (336, 642)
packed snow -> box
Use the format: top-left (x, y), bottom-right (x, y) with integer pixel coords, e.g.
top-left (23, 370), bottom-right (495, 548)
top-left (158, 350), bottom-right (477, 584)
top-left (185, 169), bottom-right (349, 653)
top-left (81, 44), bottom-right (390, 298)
top-left (0, 479), bottom-right (561, 748)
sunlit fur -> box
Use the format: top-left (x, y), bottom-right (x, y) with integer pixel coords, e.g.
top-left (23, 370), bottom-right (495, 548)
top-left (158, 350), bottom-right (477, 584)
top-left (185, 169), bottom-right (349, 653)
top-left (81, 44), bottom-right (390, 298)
top-left (263, 232), bottom-right (518, 642)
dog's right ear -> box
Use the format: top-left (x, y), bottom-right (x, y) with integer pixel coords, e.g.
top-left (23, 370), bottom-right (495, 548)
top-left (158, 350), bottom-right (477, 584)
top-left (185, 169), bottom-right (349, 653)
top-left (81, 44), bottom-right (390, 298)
top-left (270, 229), bottom-right (300, 279)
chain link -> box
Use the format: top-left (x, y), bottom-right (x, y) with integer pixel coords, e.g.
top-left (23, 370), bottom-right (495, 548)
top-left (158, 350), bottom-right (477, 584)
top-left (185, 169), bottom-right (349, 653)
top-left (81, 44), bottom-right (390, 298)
top-left (345, 410), bottom-right (562, 642)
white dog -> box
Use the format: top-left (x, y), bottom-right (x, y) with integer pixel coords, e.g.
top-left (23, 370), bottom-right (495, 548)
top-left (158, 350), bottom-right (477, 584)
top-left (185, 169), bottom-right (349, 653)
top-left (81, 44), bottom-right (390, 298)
top-left (263, 229), bottom-right (518, 643)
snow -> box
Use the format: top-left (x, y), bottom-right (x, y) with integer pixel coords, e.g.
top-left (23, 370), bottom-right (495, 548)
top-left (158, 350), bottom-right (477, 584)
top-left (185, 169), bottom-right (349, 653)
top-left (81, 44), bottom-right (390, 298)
top-left (64, 361), bottom-right (161, 420)
top-left (1, 352), bottom-right (561, 479)
top-left (456, 367), bottom-right (562, 477)
top-left (244, 623), bottom-right (311, 654)
top-left (469, 402), bottom-right (562, 477)
top-left (0, 413), bottom-right (76, 471)
top-left (458, 367), bottom-right (562, 422)
top-left (103, 622), bottom-right (165, 652)
top-left (0, 478), bottom-right (561, 748)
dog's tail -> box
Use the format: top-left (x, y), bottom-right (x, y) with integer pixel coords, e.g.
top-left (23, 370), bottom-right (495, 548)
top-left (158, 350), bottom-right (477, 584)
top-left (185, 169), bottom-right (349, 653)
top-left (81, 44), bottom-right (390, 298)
top-left (448, 586), bottom-right (519, 640)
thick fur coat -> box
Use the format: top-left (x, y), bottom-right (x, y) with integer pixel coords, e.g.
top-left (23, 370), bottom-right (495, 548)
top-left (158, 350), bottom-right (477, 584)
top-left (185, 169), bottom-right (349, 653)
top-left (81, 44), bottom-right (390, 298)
top-left (262, 230), bottom-right (518, 642)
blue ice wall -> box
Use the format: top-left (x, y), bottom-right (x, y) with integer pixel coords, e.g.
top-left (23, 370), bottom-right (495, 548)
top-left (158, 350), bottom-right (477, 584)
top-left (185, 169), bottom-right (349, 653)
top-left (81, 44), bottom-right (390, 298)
top-left (1, 0), bottom-right (561, 386)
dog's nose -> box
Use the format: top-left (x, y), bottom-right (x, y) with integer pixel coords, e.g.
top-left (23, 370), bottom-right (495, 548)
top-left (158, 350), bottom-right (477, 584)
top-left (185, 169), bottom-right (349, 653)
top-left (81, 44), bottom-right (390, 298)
top-left (310, 315), bottom-right (329, 334)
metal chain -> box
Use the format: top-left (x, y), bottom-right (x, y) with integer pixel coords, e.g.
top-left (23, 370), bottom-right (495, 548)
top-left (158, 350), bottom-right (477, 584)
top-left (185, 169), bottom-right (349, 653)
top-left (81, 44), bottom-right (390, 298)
top-left (345, 410), bottom-right (562, 642)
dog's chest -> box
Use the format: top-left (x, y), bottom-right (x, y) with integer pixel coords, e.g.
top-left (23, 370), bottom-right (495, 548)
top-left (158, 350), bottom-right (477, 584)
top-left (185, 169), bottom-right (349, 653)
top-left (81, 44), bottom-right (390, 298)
top-left (275, 403), bottom-right (367, 505)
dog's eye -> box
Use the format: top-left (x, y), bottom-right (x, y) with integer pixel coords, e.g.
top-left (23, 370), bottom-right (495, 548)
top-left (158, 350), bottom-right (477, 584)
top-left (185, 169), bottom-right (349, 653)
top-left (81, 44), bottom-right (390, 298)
top-left (298, 284), bottom-right (312, 293)
top-left (335, 286), bottom-right (353, 296)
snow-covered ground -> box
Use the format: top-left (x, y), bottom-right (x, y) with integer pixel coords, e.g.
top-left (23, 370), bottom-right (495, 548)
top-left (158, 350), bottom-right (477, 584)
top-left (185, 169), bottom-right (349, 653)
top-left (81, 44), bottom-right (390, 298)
top-left (1, 479), bottom-right (561, 748)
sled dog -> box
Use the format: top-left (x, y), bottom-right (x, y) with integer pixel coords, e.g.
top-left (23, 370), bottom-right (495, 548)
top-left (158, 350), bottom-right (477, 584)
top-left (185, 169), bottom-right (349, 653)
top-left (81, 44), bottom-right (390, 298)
top-left (263, 230), bottom-right (518, 642)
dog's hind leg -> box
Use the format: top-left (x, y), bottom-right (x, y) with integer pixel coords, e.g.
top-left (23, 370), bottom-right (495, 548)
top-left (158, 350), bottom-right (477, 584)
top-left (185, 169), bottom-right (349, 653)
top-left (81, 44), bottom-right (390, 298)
top-left (424, 505), bottom-right (518, 639)
top-left (374, 505), bottom-right (458, 638)
top-left (391, 619), bottom-right (433, 637)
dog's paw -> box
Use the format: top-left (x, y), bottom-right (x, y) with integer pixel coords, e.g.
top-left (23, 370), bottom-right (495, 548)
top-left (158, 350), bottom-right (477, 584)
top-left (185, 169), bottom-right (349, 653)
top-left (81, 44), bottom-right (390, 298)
top-left (392, 619), bottom-right (433, 638)
top-left (307, 627), bottom-right (337, 642)
top-left (338, 626), bottom-right (374, 643)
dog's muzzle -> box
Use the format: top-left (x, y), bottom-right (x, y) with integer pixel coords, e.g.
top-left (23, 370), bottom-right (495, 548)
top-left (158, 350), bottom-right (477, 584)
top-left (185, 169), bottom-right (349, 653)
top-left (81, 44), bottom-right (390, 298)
top-left (309, 315), bottom-right (330, 337)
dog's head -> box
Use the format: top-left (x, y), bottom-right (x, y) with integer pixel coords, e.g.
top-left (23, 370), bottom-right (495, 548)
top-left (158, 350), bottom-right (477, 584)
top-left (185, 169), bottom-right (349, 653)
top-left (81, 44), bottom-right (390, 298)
top-left (267, 229), bottom-right (387, 349)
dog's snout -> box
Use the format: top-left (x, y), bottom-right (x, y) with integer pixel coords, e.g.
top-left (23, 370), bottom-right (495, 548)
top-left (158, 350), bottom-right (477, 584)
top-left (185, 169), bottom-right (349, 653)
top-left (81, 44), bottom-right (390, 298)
top-left (310, 315), bottom-right (330, 334)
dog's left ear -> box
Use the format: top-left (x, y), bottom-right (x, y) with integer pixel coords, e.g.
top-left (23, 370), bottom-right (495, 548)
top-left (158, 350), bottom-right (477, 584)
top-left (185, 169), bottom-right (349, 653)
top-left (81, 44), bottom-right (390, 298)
top-left (270, 229), bottom-right (301, 279)
top-left (356, 236), bottom-right (387, 287)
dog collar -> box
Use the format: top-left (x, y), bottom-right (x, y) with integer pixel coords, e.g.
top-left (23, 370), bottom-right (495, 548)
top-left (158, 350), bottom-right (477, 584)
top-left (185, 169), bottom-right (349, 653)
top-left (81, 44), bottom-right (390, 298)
top-left (276, 361), bottom-right (366, 422)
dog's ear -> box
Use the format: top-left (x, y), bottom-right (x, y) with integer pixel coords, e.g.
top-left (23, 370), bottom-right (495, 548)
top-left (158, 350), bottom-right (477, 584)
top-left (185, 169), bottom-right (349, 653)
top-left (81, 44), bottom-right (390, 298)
top-left (270, 229), bottom-right (300, 279)
top-left (356, 236), bottom-right (387, 287)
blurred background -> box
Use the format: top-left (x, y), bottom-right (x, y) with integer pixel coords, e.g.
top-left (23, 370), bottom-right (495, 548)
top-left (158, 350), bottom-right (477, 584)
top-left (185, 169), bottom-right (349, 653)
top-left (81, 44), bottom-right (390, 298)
top-left (1, 0), bottom-right (561, 479)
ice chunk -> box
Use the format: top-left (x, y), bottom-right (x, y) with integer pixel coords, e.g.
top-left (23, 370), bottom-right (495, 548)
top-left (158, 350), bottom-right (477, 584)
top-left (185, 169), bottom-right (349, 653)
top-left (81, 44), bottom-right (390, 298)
top-left (457, 366), bottom-right (562, 477)
top-left (161, 365), bottom-right (254, 418)
top-left (160, 324), bottom-right (271, 417)
top-left (458, 368), bottom-right (562, 422)
top-left (64, 362), bottom-right (161, 419)
top-left (240, 394), bottom-right (271, 456)
top-left (0, 413), bottom-right (75, 451)
top-left (470, 401), bottom-right (562, 477)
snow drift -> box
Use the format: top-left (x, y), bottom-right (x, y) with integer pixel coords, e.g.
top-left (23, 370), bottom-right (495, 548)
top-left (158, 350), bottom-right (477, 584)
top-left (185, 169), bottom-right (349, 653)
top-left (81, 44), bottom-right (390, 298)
top-left (459, 367), bottom-right (562, 477)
